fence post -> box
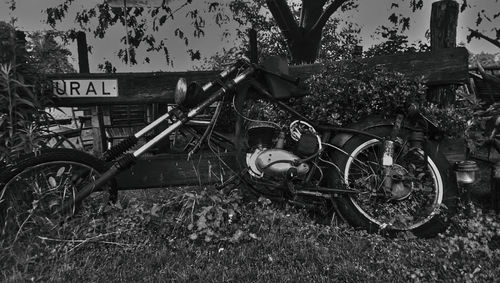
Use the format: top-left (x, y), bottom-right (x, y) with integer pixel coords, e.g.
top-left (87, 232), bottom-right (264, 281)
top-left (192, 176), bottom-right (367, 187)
top-left (353, 45), bottom-right (363, 58)
top-left (76, 31), bottom-right (90, 74)
top-left (428, 0), bottom-right (459, 106)
top-left (248, 28), bottom-right (258, 64)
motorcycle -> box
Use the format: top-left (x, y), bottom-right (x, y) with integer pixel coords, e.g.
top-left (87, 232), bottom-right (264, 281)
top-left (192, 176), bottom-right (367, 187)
top-left (0, 57), bottom-right (458, 238)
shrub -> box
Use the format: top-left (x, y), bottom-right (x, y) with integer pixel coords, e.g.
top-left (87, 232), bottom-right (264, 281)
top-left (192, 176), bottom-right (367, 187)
top-left (0, 22), bottom-right (55, 165)
top-left (231, 58), bottom-right (473, 142)
top-left (421, 100), bottom-right (477, 139)
top-left (293, 60), bottom-right (427, 126)
top-left (289, 60), bottom-right (473, 140)
top-left (0, 26), bottom-right (40, 164)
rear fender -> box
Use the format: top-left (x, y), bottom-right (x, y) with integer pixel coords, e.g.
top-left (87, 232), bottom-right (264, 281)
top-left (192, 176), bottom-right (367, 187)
top-left (329, 115), bottom-right (445, 150)
top-left (329, 116), bottom-right (394, 149)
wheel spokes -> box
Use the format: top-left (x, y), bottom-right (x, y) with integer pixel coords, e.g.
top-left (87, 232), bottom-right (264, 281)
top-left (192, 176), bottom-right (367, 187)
top-left (1, 161), bottom-right (106, 245)
top-left (346, 140), bottom-right (441, 230)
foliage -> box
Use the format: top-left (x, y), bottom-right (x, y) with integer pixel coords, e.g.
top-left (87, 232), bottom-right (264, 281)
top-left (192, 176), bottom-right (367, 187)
top-left (318, 18), bottom-right (361, 63)
top-left (462, 0), bottom-right (500, 49)
top-left (43, 0), bottom-right (430, 66)
top-left (365, 26), bottom-right (429, 57)
top-left (98, 60), bottom-right (117, 73)
top-left (439, 202), bottom-right (500, 281)
top-left (2, 185), bottom-right (500, 282)
top-left (0, 19), bottom-right (75, 165)
top-left (421, 103), bottom-right (474, 138)
top-left (181, 189), bottom-right (245, 243)
top-left (26, 30), bottom-right (76, 74)
top-left (0, 22), bottom-right (46, 165)
top-left (470, 52), bottom-right (500, 67)
top-left (45, 0), bottom-right (252, 66)
top-left (197, 46), bottom-right (246, 71)
top-left (199, 9), bottom-right (361, 70)
top-left (294, 60), bottom-right (428, 127)
top-left (462, 100), bottom-right (500, 154)
top-left (419, 83), bottom-right (485, 140)
top-left (236, 59), bottom-right (471, 141)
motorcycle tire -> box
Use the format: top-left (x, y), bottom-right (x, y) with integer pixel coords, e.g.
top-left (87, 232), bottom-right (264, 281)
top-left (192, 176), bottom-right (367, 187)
top-left (0, 148), bottom-right (112, 244)
top-left (328, 126), bottom-right (458, 238)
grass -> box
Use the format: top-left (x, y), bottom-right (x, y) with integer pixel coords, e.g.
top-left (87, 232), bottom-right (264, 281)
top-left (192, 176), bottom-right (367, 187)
top-left (1, 183), bottom-right (500, 282)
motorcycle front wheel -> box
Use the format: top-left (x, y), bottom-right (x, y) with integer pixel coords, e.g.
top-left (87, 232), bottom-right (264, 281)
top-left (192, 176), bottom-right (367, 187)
top-left (328, 126), bottom-right (457, 238)
top-left (0, 148), bottom-right (112, 245)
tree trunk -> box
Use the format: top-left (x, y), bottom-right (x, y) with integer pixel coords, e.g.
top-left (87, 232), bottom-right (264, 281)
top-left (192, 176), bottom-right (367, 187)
top-left (290, 0), bottom-right (327, 63)
top-left (288, 29), bottom-right (322, 64)
top-left (265, 0), bottom-right (347, 64)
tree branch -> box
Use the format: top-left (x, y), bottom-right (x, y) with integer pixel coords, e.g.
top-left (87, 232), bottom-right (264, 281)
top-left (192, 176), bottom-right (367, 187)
top-left (300, 0), bottom-right (327, 28)
top-left (310, 0), bottom-right (349, 34)
top-left (468, 28), bottom-right (500, 49)
top-left (476, 61), bottom-right (500, 85)
top-left (265, 0), bottom-right (299, 40)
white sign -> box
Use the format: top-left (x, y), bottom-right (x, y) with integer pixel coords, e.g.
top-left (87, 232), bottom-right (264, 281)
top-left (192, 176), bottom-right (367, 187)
top-left (53, 79), bottom-right (118, 97)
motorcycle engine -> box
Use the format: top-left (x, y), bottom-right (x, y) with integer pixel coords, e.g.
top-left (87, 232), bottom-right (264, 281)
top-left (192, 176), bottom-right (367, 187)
top-left (247, 148), bottom-right (310, 178)
top-left (245, 121), bottom-right (318, 180)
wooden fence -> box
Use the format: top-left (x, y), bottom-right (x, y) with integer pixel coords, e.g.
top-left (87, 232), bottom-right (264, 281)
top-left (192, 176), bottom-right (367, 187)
top-left (47, 47), bottom-right (471, 189)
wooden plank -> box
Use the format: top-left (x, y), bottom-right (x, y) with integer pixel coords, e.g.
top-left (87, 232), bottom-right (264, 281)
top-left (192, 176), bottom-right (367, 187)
top-left (115, 152), bottom-right (237, 189)
top-left (440, 138), bottom-right (466, 163)
top-left (50, 71), bottom-right (218, 106)
top-left (50, 48), bottom-right (468, 108)
top-left (474, 77), bottom-right (500, 103)
top-left (290, 47), bottom-right (469, 86)
top-left (52, 48), bottom-right (469, 105)
top-left (90, 107), bottom-right (104, 155)
top-left (363, 48), bottom-right (469, 85)
top-left (470, 65), bottom-right (500, 72)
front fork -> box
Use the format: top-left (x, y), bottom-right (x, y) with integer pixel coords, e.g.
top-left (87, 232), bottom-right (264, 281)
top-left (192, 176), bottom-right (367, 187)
top-left (381, 114), bottom-right (404, 192)
top-left (58, 66), bottom-right (255, 214)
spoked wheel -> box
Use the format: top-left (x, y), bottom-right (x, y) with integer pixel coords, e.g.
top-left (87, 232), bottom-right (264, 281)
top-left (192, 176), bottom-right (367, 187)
top-left (329, 127), bottom-right (457, 238)
top-left (0, 149), bottom-right (112, 245)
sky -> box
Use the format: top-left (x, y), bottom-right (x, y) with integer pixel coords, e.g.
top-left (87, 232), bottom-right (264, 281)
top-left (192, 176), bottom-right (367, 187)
top-left (0, 0), bottom-right (498, 73)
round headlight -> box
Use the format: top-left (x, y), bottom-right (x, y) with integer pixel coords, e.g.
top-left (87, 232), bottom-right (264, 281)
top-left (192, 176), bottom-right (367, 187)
top-left (174, 77), bottom-right (187, 105)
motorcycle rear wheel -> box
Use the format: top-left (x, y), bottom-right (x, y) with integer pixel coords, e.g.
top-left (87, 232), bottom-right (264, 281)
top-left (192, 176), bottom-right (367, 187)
top-left (0, 149), bottom-right (111, 245)
top-left (328, 126), bottom-right (457, 238)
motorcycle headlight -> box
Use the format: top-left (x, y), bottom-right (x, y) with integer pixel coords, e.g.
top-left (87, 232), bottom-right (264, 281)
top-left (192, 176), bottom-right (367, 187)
top-left (174, 77), bottom-right (205, 108)
top-left (174, 77), bottom-right (188, 106)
